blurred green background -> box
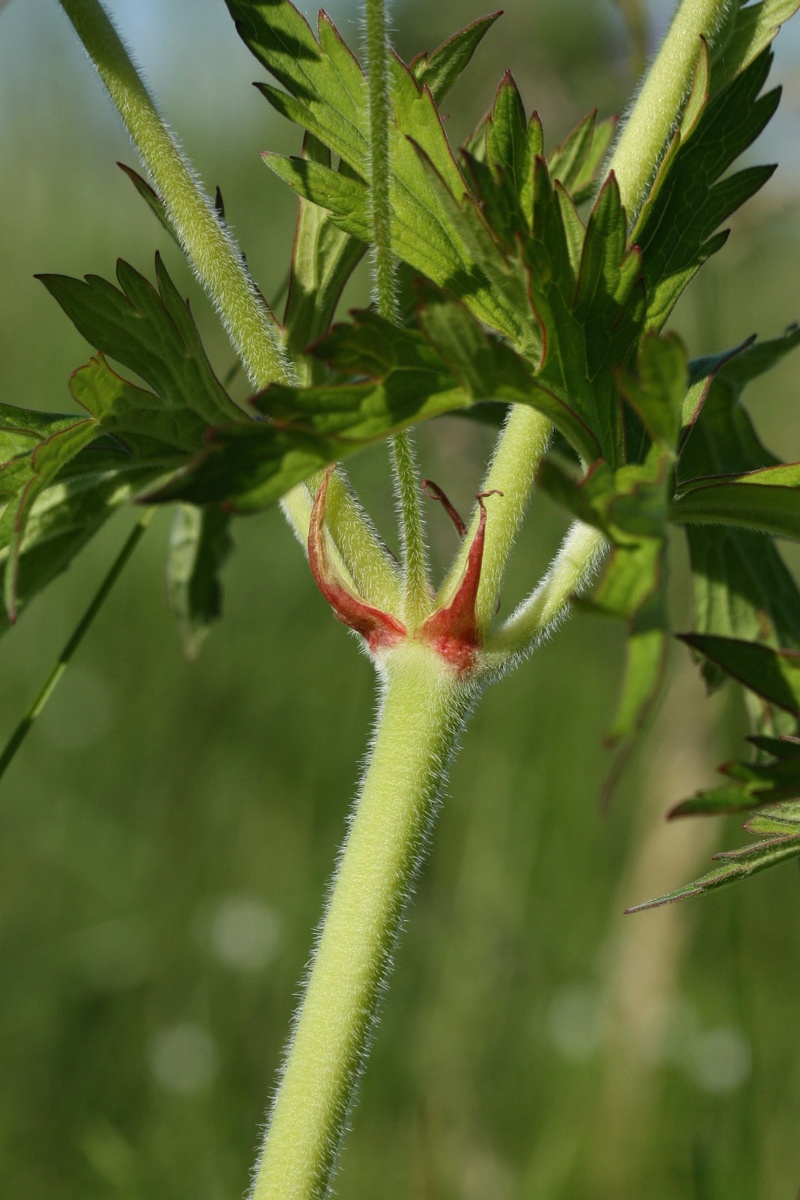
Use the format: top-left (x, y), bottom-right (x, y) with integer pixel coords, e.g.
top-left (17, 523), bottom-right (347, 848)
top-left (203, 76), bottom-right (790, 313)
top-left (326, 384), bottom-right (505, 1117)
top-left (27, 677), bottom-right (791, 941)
top-left (1, 1), bottom-right (800, 1197)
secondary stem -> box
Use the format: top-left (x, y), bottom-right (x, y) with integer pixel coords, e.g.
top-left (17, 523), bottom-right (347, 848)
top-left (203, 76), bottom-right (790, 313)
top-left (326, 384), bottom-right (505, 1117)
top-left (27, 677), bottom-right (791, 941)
top-left (249, 644), bottom-right (474, 1200)
top-left (364, 0), bottom-right (430, 625)
top-left (58, 0), bottom-right (292, 389)
top-left (607, 0), bottom-right (731, 219)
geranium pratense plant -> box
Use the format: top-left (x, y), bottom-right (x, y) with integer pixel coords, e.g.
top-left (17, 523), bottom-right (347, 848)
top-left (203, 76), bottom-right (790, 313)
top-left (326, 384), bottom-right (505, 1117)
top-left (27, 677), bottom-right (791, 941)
top-left (2, 0), bottom-right (800, 1196)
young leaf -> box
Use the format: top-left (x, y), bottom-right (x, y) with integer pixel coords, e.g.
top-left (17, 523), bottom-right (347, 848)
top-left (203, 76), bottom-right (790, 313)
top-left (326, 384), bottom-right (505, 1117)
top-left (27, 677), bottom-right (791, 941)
top-left (117, 162), bottom-right (182, 248)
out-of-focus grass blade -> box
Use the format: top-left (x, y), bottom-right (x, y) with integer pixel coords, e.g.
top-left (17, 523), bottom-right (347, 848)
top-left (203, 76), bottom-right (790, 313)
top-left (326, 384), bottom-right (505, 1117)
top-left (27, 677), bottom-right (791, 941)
top-left (0, 508), bottom-right (156, 785)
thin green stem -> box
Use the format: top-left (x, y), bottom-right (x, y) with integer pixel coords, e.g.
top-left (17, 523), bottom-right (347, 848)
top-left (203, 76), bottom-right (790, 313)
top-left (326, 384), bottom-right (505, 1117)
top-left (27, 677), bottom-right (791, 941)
top-left (57, 0), bottom-right (293, 389)
top-left (250, 643), bottom-right (474, 1200)
top-left (487, 521), bottom-right (608, 661)
top-left (606, 0), bottom-right (731, 219)
top-left (363, 0), bottom-right (398, 325)
top-left (364, 0), bottom-right (429, 624)
top-left (0, 509), bottom-right (156, 785)
top-left (389, 430), bottom-right (431, 625)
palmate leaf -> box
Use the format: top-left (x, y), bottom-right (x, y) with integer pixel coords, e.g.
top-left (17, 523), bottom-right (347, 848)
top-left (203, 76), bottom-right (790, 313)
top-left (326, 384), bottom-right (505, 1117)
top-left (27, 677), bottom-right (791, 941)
top-left (145, 300), bottom-right (557, 511)
top-left (626, 799), bottom-right (800, 912)
top-left (680, 634), bottom-right (800, 715)
top-left (231, 0), bottom-right (525, 341)
top-left (538, 335), bottom-right (688, 751)
top-left (147, 243), bottom-right (651, 518)
top-left (670, 734), bottom-right (800, 817)
top-left (38, 255), bottom-right (242, 428)
top-left (1, 257), bottom-right (242, 625)
top-left (634, 49), bottom-right (781, 330)
top-left (675, 327), bottom-right (800, 688)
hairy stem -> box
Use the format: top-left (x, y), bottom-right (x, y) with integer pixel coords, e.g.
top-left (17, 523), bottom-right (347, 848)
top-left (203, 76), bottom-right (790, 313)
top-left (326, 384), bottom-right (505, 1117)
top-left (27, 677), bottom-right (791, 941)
top-left (606, 0), bottom-right (731, 219)
top-left (58, 0), bottom-right (292, 389)
top-left (364, 0), bottom-right (430, 624)
top-left (439, 405), bottom-right (553, 634)
top-left (488, 521), bottom-right (608, 659)
top-left (250, 644), bottom-right (474, 1200)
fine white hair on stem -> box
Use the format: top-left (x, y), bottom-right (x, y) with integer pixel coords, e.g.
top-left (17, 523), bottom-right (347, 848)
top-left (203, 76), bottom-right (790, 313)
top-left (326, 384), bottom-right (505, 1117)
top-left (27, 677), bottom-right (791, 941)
top-left (483, 521), bottom-right (609, 673)
top-left (603, 0), bottom-right (735, 223)
top-left (59, 0), bottom-right (295, 391)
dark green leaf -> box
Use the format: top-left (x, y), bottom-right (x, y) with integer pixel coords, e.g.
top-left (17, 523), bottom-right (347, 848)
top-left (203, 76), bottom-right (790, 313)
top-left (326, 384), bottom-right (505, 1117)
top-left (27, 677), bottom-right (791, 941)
top-left (686, 527), bottom-right (800, 693)
top-left (625, 818), bottom-right (800, 911)
top-left (117, 162), bottom-right (181, 248)
top-left (2, 256), bottom-right (241, 620)
top-left (680, 634), bottom-right (800, 715)
top-left (38, 256), bottom-right (241, 427)
top-left (678, 328), bottom-right (800, 688)
top-left (670, 737), bottom-right (800, 817)
top-left (634, 50), bottom-right (781, 330)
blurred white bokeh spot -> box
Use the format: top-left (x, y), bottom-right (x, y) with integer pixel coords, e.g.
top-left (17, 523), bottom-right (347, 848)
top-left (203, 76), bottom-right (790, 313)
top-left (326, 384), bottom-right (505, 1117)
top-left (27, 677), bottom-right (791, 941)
top-left (204, 894), bottom-right (283, 971)
top-left (685, 1026), bottom-right (752, 1093)
top-left (148, 1023), bottom-right (218, 1095)
top-left (546, 983), bottom-right (609, 1061)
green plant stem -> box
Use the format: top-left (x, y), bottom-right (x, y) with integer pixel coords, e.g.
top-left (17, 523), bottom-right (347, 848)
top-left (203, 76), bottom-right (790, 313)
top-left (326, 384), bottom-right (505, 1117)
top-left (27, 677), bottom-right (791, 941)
top-left (0, 509), bottom-right (156, 784)
top-left (364, 0), bottom-right (398, 327)
top-left (364, 0), bottom-right (430, 625)
top-left (250, 642), bottom-right (474, 1200)
top-left (488, 521), bottom-right (608, 659)
top-left (389, 429), bottom-right (430, 625)
top-left (607, 0), bottom-right (731, 218)
top-left (57, 0), bottom-right (292, 389)
top-left (439, 404), bottom-right (553, 632)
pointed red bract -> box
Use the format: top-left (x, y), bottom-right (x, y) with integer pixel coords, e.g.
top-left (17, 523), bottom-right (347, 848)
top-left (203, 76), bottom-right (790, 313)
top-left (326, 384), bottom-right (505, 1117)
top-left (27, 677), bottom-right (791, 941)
top-left (308, 468), bottom-right (406, 651)
top-left (417, 490), bottom-right (502, 673)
